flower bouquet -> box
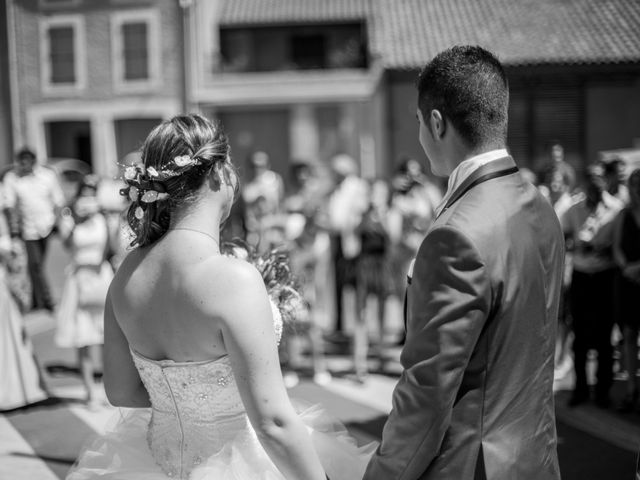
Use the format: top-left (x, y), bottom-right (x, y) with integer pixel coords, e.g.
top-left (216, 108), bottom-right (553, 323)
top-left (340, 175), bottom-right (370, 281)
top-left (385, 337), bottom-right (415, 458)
top-left (222, 240), bottom-right (306, 329)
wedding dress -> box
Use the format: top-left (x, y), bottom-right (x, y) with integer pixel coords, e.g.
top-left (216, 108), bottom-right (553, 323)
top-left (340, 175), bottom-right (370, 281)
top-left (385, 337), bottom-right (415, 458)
top-left (67, 309), bottom-right (375, 480)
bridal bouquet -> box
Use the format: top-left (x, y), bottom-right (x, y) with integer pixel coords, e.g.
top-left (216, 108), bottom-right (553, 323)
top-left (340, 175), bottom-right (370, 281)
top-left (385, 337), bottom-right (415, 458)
top-left (223, 240), bottom-right (306, 326)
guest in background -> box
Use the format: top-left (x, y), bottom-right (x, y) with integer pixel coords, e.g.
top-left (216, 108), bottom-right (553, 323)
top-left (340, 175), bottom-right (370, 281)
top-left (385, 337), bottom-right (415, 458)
top-left (549, 143), bottom-right (576, 192)
top-left (540, 163), bottom-right (576, 378)
top-left (563, 166), bottom-right (623, 407)
top-left (353, 179), bottom-right (394, 380)
top-left (3, 148), bottom-right (65, 311)
top-left (0, 185), bottom-right (48, 411)
top-left (55, 175), bottom-right (113, 407)
top-left (613, 169), bottom-right (640, 412)
top-left (325, 154), bottom-right (369, 344)
top-left (387, 157), bottom-right (442, 320)
top-left (243, 151), bottom-right (285, 251)
top-left (282, 160), bottom-right (331, 386)
top-left (603, 158), bottom-right (630, 205)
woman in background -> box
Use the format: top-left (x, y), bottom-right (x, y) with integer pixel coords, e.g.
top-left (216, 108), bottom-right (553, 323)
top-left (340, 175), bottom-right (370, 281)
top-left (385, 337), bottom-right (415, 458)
top-left (0, 184), bottom-right (48, 411)
top-left (56, 175), bottom-right (112, 407)
top-left (613, 169), bottom-right (640, 412)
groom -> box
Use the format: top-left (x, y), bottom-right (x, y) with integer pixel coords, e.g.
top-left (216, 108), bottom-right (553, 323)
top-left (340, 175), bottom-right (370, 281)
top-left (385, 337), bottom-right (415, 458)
top-left (363, 46), bottom-right (563, 479)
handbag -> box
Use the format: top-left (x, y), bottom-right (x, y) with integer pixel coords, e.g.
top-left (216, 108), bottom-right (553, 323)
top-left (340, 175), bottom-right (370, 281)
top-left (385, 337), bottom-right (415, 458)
top-left (75, 262), bottom-right (113, 308)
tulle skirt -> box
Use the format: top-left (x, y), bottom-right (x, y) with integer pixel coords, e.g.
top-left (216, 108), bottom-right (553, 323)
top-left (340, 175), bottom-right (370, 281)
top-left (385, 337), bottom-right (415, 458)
top-left (67, 403), bottom-right (376, 480)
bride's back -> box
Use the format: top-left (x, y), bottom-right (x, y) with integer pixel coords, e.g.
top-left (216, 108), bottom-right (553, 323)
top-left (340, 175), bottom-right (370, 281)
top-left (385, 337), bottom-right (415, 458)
top-left (110, 233), bottom-right (228, 363)
top-left (105, 114), bottom-right (239, 364)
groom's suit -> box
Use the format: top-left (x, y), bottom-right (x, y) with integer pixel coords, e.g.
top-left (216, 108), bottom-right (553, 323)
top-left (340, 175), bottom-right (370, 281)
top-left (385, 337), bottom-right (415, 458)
top-left (364, 155), bottom-right (563, 480)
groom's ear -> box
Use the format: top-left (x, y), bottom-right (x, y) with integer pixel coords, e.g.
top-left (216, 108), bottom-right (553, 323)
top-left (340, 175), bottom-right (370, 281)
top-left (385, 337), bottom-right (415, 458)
top-left (430, 109), bottom-right (446, 139)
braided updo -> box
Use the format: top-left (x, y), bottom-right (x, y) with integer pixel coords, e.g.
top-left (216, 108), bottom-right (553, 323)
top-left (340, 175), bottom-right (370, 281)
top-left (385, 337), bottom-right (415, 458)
top-left (121, 114), bottom-right (238, 247)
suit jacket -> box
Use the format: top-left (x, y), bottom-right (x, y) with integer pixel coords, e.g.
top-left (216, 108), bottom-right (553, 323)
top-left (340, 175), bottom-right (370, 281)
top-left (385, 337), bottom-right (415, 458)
top-left (363, 156), bottom-right (563, 480)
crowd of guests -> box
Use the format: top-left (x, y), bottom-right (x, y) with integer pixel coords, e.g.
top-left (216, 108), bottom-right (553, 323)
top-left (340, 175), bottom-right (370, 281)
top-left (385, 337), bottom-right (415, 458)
top-left (0, 148), bottom-right (117, 410)
top-left (225, 150), bottom-right (444, 384)
top-left (533, 144), bottom-right (640, 411)
top-left (2, 142), bottom-right (639, 411)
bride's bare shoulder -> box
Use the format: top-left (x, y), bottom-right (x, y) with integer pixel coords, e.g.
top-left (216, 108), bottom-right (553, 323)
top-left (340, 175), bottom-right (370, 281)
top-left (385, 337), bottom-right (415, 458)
top-left (191, 255), bottom-right (269, 319)
top-left (197, 255), bottom-right (264, 290)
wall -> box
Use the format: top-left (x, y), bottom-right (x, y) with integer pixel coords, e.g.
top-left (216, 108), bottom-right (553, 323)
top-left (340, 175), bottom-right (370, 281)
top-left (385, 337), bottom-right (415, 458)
top-left (585, 78), bottom-right (640, 165)
top-left (388, 67), bottom-right (640, 180)
top-left (215, 107), bottom-right (291, 183)
top-left (387, 71), bottom-right (431, 175)
top-left (0, 0), bottom-right (13, 164)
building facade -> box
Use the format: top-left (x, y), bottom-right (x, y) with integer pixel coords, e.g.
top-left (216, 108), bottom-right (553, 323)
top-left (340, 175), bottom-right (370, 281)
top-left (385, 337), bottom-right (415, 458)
top-left (6, 0), bottom-right (184, 176)
top-left (187, 0), bottom-right (387, 183)
top-left (188, 0), bottom-right (640, 183)
top-left (5, 0), bottom-right (640, 181)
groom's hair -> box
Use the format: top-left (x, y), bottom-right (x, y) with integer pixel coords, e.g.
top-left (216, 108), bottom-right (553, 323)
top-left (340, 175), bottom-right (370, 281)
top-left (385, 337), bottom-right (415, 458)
top-left (417, 45), bottom-right (509, 148)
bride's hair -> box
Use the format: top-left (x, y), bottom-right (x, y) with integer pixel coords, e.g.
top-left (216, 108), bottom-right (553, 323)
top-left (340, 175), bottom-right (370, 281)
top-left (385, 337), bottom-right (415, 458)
top-left (121, 114), bottom-right (238, 247)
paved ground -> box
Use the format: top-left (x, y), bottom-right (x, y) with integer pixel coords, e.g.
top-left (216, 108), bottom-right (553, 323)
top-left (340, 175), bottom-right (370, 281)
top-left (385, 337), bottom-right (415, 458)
top-left (2, 238), bottom-right (640, 479)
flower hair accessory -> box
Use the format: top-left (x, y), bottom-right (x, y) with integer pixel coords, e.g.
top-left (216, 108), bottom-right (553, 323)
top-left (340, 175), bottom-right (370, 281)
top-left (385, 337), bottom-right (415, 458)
top-left (120, 163), bottom-right (171, 221)
top-left (120, 153), bottom-right (207, 220)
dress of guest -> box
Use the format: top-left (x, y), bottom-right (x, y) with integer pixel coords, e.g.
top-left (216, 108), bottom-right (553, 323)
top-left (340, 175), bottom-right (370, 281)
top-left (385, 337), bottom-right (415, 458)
top-left (563, 169), bottom-right (625, 407)
top-left (613, 169), bottom-right (640, 411)
top-left (3, 148), bottom-right (65, 311)
top-left (55, 176), bottom-right (113, 405)
top-left (0, 199), bottom-right (48, 411)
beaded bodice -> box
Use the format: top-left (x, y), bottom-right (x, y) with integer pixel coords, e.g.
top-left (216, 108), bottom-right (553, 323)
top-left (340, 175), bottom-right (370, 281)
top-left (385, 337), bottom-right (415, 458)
top-left (130, 305), bottom-right (283, 479)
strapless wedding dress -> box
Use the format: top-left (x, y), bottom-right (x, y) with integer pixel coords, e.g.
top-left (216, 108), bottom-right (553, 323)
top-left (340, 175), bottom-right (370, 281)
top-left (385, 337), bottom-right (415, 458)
top-left (67, 312), bottom-right (375, 479)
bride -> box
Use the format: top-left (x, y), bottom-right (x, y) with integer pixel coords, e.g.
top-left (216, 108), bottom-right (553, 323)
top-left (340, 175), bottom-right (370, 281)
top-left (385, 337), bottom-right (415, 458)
top-left (68, 114), bottom-right (373, 480)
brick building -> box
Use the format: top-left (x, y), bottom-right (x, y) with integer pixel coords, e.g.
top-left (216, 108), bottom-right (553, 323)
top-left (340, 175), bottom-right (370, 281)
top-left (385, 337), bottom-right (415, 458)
top-left (188, 0), bottom-right (640, 183)
top-left (5, 0), bottom-right (185, 176)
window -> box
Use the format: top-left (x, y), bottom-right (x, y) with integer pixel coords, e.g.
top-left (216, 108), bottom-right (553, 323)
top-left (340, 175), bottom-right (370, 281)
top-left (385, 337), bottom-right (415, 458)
top-left (219, 23), bottom-right (367, 73)
top-left (49, 26), bottom-right (75, 83)
top-left (111, 10), bottom-right (160, 91)
top-left (291, 34), bottom-right (326, 69)
top-left (122, 22), bottom-right (149, 80)
top-left (40, 15), bottom-right (86, 93)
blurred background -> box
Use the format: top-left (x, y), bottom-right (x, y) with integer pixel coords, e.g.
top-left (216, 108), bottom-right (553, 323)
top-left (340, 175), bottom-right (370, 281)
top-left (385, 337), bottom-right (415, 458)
top-left (1, 1), bottom-right (640, 479)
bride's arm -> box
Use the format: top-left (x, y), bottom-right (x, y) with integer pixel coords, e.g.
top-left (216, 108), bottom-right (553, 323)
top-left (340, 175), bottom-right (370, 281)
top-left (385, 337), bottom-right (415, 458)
top-left (212, 258), bottom-right (326, 480)
top-left (103, 292), bottom-right (151, 408)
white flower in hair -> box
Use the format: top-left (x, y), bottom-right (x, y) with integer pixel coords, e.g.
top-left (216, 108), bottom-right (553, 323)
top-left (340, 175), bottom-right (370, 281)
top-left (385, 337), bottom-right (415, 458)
top-left (128, 186), bottom-right (139, 202)
top-left (124, 166), bottom-right (137, 180)
top-left (141, 190), bottom-right (169, 203)
top-left (147, 166), bottom-right (159, 178)
top-left (174, 155), bottom-right (197, 167)
top-left (134, 206), bottom-right (144, 220)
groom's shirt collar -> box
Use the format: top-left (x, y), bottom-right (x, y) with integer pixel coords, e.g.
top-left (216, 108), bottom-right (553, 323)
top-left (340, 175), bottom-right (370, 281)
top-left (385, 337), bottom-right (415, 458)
top-left (435, 148), bottom-right (509, 217)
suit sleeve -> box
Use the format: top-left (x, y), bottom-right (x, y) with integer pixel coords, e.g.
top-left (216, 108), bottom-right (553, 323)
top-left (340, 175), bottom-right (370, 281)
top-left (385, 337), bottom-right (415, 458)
top-left (363, 226), bottom-right (491, 480)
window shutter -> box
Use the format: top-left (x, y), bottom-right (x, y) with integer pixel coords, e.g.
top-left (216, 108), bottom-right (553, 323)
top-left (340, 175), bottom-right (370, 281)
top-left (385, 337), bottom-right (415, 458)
top-left (532, 86), bottom-right (581, 170)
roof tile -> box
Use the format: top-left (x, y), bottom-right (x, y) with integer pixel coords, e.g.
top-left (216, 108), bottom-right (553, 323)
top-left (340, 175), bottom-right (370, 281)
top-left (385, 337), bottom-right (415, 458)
top-left (218, 0), bottom-right (640, 68)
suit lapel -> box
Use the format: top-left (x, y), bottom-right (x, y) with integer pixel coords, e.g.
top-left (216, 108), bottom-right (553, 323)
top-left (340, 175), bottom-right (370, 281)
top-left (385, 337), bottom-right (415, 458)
top-left (438, 156), bottom-right (518, 219)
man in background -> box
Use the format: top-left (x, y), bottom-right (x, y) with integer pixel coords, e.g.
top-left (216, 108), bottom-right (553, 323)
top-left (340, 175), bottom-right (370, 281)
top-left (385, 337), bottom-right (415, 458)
top-left (3, 147), bottom-right (65, 311)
